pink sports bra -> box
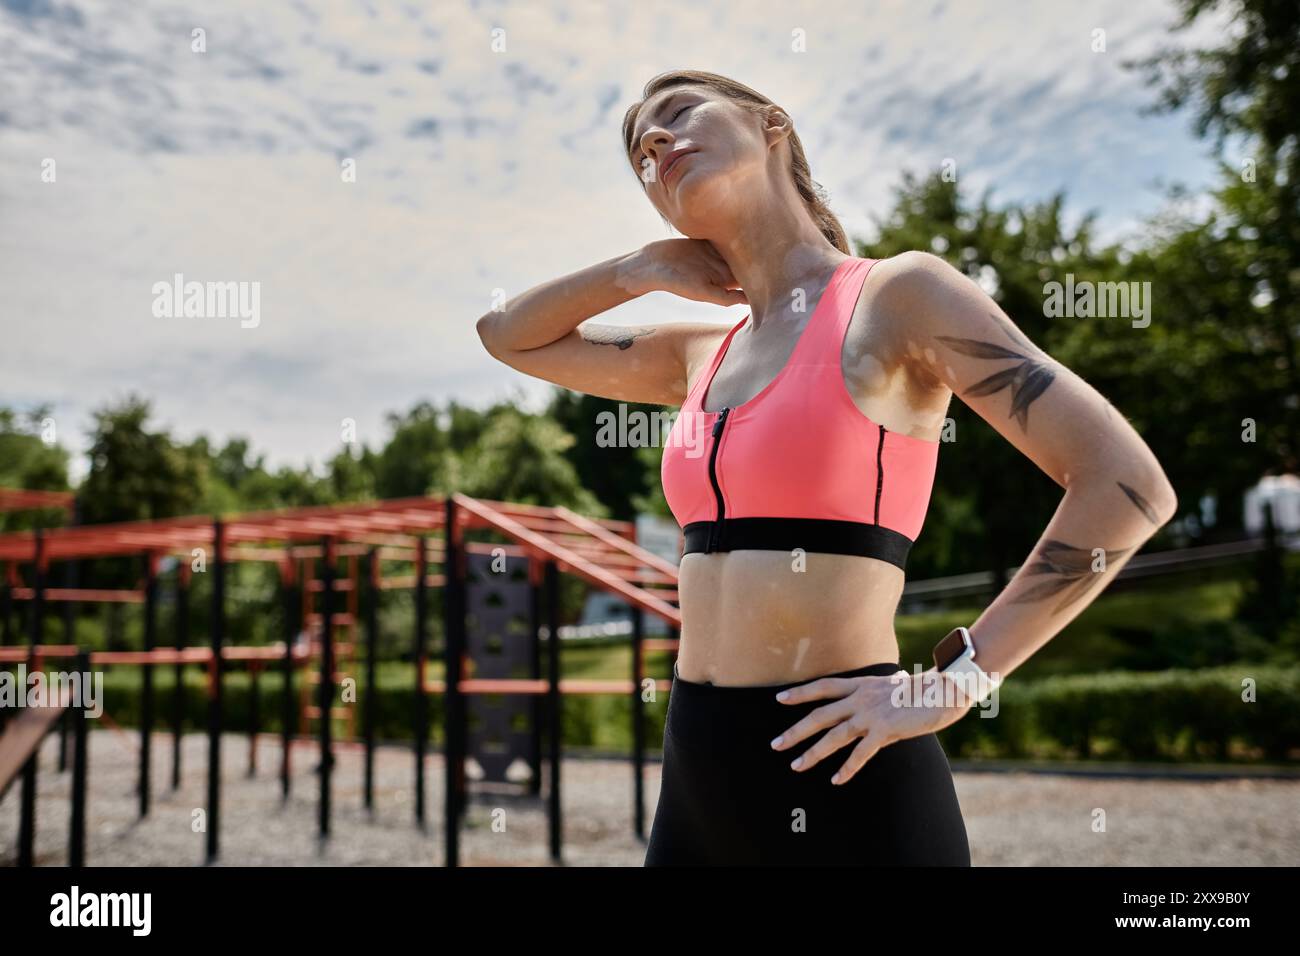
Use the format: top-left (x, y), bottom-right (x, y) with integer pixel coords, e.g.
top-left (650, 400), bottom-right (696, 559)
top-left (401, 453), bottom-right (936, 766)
top-left (660, 256), bottom-right (939, 571)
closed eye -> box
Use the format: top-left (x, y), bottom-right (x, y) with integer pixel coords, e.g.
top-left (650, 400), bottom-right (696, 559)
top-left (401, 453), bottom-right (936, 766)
top-left (634, 103), bottom-right (692, 169)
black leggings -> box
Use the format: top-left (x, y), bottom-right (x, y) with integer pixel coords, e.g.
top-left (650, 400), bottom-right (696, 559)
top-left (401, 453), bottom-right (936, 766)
top-left (644, 661), bottom-right (971, 866)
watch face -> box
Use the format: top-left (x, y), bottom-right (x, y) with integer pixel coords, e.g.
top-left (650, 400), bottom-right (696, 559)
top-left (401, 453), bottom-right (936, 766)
top-left (934, 627), bottom-right (970, 670)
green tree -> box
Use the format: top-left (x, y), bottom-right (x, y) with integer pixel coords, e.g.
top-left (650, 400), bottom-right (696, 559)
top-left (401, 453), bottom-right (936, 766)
top-left (235, 464), bottom-right (334, 510)
top-left (1128, 0), bottom-right (1300, 471)
top-left (1115, 177), bottom-right (1290, 534)
top-left (457, 405), bottom-right (604, 513)
top-left (864, 172), bottom-right (1124, 583)
top-left (73, 396), bottom-right (207, 596)
top-left (79, 395), bottom-right (208, 525)
top-left (0, 404), bottom-right (71, 532)
top-left (547, 389), bottom-right (663, 521)
top-left (325, 443), bottom-right (378, 502)
top-left (373, 400), bottom-right (456, 498)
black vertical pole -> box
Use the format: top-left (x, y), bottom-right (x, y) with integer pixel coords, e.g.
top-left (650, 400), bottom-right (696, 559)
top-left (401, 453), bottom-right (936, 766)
top-left (1259, 499), bottom-right (1281, 641)
top-left (527, 561), bottom-right (542, 797)
top-left (414, 535), bottom-right (428, 828)
top-left (280, 561), bottom-right (297, 801)
top-left (1, 561), bottom-right (12, 645)
top-left (18, 537), bottom-right (45, 867)
top-left (172, 565), bottom-right (189, 790)
top-left (631, 605), bottom-right (645, 839)
top-left (140, 551), bottom-right (156, 818)
top-left (18, 645), bottom-right (38, 867)
top-left (31, 530), bottom-right (44, 647)
top-left (58, 539), bottom-right (78, 772)
top-left (69, 650), bottom-right (88, 867)
top-left (363, 547), bottom-right (379, 812)
top-left (443, 499), bottom-right (465, 866)
top-left (62, 496), bottom-right (80, 643)
top-left (545, 559), bottom-right (561, 863)
top-left (206, 519), bottom-right (225, 864)
top-left (247, 663), bottom-right (260, 777)
top-left (319, 537), bottom-right (334, 839)
top-left (61, 557), bottom-right (77, 641)
top-left (17, 751), bottom-right (37, 866)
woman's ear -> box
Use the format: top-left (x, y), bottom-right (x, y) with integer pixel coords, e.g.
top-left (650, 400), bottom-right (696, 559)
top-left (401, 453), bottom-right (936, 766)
top-left (763, 105), bottom-right (794, 148)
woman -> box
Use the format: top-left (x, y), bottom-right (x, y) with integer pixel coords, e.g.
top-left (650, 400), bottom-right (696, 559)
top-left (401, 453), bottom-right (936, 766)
top-left (476, 70), bottom-right (1177, 866)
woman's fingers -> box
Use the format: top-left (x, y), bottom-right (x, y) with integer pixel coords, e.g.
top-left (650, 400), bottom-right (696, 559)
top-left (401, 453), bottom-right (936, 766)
top-left (769, 695), bottom-right (857, 753)
top-left (783, 714), bottom-right (865, 773)
top-left (831, 733), bottom-right (884, 785)
top-left (696, 282), bottom-right (747, 306)
top-left (775, 676), bottom-right (860, 704)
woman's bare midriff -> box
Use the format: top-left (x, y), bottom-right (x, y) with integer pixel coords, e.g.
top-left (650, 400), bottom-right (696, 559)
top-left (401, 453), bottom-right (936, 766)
top-left (673, 549), bottom-right (905, 686)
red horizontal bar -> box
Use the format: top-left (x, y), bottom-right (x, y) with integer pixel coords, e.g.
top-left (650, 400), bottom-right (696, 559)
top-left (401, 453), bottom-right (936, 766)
top-left (0, 644), bottom-right (81, 662)
top-left (0, 645), bottom-right (312, 665)
top-left (0, 488), bottom-right (75, 513)
top-left (10, 587), bottom-right (144, 603)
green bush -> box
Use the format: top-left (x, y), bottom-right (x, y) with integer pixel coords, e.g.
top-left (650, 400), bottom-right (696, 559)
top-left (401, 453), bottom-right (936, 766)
top-left (11, 661), bottom-right (1294, 765)
top-left (938, 664), bottom-right (1300, 763)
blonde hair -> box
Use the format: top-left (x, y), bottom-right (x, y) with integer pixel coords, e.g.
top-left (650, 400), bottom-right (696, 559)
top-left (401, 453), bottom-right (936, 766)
top-left (621, 69), bottom-right (850, 254)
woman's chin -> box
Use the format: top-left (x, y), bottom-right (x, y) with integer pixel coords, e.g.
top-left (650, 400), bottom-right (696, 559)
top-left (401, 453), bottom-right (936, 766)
top-left (674, 181), bottom-right (742, 228)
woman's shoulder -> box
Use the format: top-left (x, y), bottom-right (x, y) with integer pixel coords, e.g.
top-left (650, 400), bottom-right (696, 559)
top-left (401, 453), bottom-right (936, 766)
top-left (866, 250), bottom-right (957, 302)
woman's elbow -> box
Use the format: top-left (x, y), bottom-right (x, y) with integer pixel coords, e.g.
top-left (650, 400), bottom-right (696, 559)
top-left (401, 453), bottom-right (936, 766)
top-left (1144, 471), bottom-right (1179, 526)
top-left (476, 313), bottom-right (502, 358)
top-left (1157, 490), bottom-right (1178, 526)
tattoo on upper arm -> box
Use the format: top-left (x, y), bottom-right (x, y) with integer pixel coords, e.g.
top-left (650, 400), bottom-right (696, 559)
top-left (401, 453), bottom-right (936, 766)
top-left (1117, 481), bottom-right (1161, 525)
top-left (580, 325), bottom-right (655, 350)
top-left (1009, 538), bottom-right (1136, 614)
top-left (936, 312), bottom-right (1055, 431)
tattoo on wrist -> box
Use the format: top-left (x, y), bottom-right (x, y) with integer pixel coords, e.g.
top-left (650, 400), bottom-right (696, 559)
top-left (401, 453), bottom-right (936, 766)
top-left (1009, 538), bottom-right (1135, 613)
top-left (580, 325), bottom-right (655, 350)
top-left (936, 313), bottom-right (1054, 431)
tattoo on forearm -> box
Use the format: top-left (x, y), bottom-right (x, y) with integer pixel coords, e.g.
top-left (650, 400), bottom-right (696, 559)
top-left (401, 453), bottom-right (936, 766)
top-left (936, 313), bottom-right (1055, 431)
top-left (1009, 538), bottom-right (1136, 614)
top-left (1117, 481), bottom-right (1161, 525)
top-left (580, 325), bottom-right (655, 350)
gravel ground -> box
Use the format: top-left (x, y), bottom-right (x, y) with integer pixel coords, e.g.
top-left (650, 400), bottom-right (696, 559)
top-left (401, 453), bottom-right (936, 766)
top-left (2, 730), bottom-right (1297, 866)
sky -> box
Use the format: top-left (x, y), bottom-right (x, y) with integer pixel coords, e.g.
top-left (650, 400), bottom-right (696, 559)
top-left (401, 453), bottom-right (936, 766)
top-left (0, 0), bottom-right (1229, 484)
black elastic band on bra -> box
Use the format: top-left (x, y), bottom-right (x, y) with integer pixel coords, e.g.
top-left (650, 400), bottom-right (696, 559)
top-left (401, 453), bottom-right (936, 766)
top-left (681, 516), bottom-right (913, 570)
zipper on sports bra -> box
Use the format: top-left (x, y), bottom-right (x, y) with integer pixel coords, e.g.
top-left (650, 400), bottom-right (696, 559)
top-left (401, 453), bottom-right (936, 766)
top-left (706, 406), bottom-right (731, 552)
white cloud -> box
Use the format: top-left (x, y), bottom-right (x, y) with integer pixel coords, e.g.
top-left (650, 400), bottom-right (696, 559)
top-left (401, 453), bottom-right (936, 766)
top-left (0, 0), bottom-right (1228, 483)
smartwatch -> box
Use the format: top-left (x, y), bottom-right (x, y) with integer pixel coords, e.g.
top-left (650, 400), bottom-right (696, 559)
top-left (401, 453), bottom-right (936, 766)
top-left (932, 625), bottom-right (1001, 704)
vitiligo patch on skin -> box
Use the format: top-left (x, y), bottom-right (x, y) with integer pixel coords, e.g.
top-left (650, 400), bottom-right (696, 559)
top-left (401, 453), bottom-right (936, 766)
top-left (844, 349), bottom-right (888, 395)
top-left (790, 636), bottom-right (813, 671)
